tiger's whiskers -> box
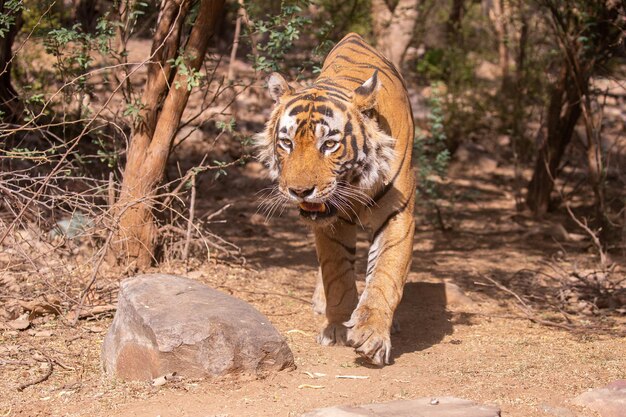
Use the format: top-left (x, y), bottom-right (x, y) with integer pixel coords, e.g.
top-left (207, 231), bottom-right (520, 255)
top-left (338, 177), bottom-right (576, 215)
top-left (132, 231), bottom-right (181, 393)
top-left (257, 186), bottom-right (290, 223)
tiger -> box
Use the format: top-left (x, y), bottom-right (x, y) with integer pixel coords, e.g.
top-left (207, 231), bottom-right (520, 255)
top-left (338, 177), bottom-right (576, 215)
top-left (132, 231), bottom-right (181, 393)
top-left (256, 33), bottom-right (415, 366)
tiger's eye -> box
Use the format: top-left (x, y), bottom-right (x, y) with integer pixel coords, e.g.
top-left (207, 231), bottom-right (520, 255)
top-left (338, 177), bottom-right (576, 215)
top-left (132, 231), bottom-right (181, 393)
top-left (279, 138), bottom-right (293, 149)
top-left (323, 140), bottom-right (338, 151)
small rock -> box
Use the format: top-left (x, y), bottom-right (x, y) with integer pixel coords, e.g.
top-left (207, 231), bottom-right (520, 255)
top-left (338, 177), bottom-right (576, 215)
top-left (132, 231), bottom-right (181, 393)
top-left (102, 274), bottom-right (295, 381)
top-left (300, 397), bottom-right (500, 417)
top-left (573, 380), bottom-right (626, 417)
top-left (50, 212), bottom-right (93, 239)
top-left (444, 282), bottom-right (476, 308)
top-left (540, 404), bottom-right (576, 417)
top-left (151, 372), bottom-right (178, 387)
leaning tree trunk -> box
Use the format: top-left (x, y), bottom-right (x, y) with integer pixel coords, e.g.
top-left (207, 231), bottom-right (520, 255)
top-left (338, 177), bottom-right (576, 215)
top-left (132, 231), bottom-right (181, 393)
top-left (110, 0), bottom-right (224, 270)
top-left (0, 0), bottom-right (23, 123)
top-left (526, 64), bottom-right (581, 216)
top-left (371, 0), bottom-right (420, 69)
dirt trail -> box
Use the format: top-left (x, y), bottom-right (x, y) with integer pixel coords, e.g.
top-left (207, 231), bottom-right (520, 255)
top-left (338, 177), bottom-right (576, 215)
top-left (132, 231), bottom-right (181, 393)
top-left (2, 160), bottom-right (625, 417)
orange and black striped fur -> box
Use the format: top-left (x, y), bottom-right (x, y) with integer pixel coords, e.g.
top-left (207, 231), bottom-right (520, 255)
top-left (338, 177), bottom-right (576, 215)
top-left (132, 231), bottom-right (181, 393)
top-left (257, 33), bottom-right (415, 365)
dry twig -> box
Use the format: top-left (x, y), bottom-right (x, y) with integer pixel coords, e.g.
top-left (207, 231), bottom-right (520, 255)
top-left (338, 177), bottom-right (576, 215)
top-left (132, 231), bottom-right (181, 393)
top-left (564, 202), bottom-right (608, 268)
top-left (183, 175), bottom-right (196, 261)
top-left (478, 272), bottom-right (578, 332)
top-left (16, 360), bottom-right (53, 392)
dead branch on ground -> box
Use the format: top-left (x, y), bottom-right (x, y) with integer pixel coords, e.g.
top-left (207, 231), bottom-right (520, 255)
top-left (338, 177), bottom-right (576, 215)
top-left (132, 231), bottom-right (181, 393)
top-left (477, 272), bottom-right (614, 333)
top-left (16, 359), bottom-right (52, 392)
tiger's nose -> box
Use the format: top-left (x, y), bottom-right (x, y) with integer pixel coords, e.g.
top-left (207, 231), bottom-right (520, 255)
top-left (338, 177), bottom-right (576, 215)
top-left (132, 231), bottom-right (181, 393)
top-left (289, 187), bottom-right (316, 199)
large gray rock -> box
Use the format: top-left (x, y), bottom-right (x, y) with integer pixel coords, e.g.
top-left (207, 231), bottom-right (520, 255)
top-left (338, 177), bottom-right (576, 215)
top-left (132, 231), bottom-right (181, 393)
top-left (301, 397), bottom-right (500, 417)
top-left (573, 380), bottom-right (626, 417)
top-left (102, 274), bottom-right (294, 381)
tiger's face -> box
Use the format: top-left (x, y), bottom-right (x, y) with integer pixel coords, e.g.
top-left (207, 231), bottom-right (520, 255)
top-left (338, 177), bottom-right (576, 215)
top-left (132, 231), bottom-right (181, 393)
top-left (257, 71), bottom-right (395, 225)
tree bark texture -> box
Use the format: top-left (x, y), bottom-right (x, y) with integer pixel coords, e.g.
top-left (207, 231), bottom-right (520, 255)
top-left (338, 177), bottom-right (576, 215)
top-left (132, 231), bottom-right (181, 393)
top-left (447, 0), bottom-right (465, 46)
top-left (0, 0), bottom-right (23, 123)
top-left (111, 0), bottom-right (224, 269)
top-left (526, 65), bottom-right (581, 216)
top-left (74, 0), bottom-right (100, 33)
top-left (486, 0), bottom-right (511, 91)
top-left (371, 0), bottom-right (420, 69)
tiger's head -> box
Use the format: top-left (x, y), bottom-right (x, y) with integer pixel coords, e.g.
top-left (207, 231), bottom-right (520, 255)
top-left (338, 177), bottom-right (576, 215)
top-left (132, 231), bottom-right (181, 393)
top-left (256, 71), bottom-right (395, 225)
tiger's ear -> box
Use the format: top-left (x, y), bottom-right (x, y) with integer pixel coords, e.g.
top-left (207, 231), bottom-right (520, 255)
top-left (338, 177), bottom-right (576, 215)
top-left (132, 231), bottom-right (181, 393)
top-left (353, 70), bottom-right (379, 111)
top-left (267, 72), bottom-right (293, 103)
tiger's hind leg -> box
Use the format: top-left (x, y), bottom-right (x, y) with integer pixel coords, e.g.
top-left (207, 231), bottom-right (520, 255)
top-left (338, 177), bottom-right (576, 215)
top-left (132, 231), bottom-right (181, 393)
top-left (311, 267), bottom-right (325, 315)
top-left (314, 220), bottom-right (358, 346)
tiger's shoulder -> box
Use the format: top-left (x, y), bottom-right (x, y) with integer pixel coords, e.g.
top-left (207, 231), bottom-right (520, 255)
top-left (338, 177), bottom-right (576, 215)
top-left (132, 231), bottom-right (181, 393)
top-left (319, 33), bottom-right (407, 92)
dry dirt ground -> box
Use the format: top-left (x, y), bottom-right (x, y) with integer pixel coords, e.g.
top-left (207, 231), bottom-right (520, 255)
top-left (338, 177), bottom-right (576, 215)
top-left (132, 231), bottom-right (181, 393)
top-left (1, 154), bottom-right (625, 417)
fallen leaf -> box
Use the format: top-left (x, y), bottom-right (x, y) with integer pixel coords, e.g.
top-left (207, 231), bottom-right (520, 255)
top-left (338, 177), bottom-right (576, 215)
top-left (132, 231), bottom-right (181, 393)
top-left (84, 325), bottom-right (105, 333)
top-left (303, 371), bottom-right (326, 379)
top-left (335, 375), bottom-right (369, 379)
top-left (66, 304), bottom-right (116, 322)
top-left (20, 295), bottom-right (62, 319)
top-left (8, 314), bottom-right (30, 330)
top-left (0, 275), bottom-right (20, 294)
top-left (2, 300), bottom-right (22, 320)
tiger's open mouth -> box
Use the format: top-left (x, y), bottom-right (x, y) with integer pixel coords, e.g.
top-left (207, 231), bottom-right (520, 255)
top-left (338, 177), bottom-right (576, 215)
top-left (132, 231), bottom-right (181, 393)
top-left (298, 202), bottom-right (336, 220)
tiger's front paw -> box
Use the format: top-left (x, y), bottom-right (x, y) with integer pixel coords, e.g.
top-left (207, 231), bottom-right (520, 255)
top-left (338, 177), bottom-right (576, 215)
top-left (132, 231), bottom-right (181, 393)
top-left (316, 322), bottom-right (349, 346)
top-left (345, 308), bottom-right (392, 366)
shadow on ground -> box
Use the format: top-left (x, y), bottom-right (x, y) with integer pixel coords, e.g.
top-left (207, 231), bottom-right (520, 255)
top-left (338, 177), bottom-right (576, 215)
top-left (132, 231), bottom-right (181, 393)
top-left (391, 282), bottom-right (454, 362)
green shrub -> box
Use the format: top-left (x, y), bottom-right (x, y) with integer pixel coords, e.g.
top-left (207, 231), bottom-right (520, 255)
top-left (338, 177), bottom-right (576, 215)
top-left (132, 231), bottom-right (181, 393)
top-left (414, 83), bottom-right (450, 203)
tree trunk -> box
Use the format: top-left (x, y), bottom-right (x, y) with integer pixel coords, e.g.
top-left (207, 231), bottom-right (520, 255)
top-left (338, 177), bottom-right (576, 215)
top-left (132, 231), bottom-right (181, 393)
top-left (486, 0), bottom-right (511, 91)
top-left (526, 65), bottom-right (581, 216)
top-left (447, 0), bottom-right (465, 46)
top-left (74, 0), bottom-right (99, 32)
top-left (227, 0), bottom-right (244, 82)
top-left (110, 0), bottom-right (224, 270)
top-left (0, 0), bottom-right (23, 123)
top-left (371, 0), bottom-right (420, 69)
top-left (510, 0), bottom-right (528, 209)
top-left (579, 85), bottom-right (607, 229)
